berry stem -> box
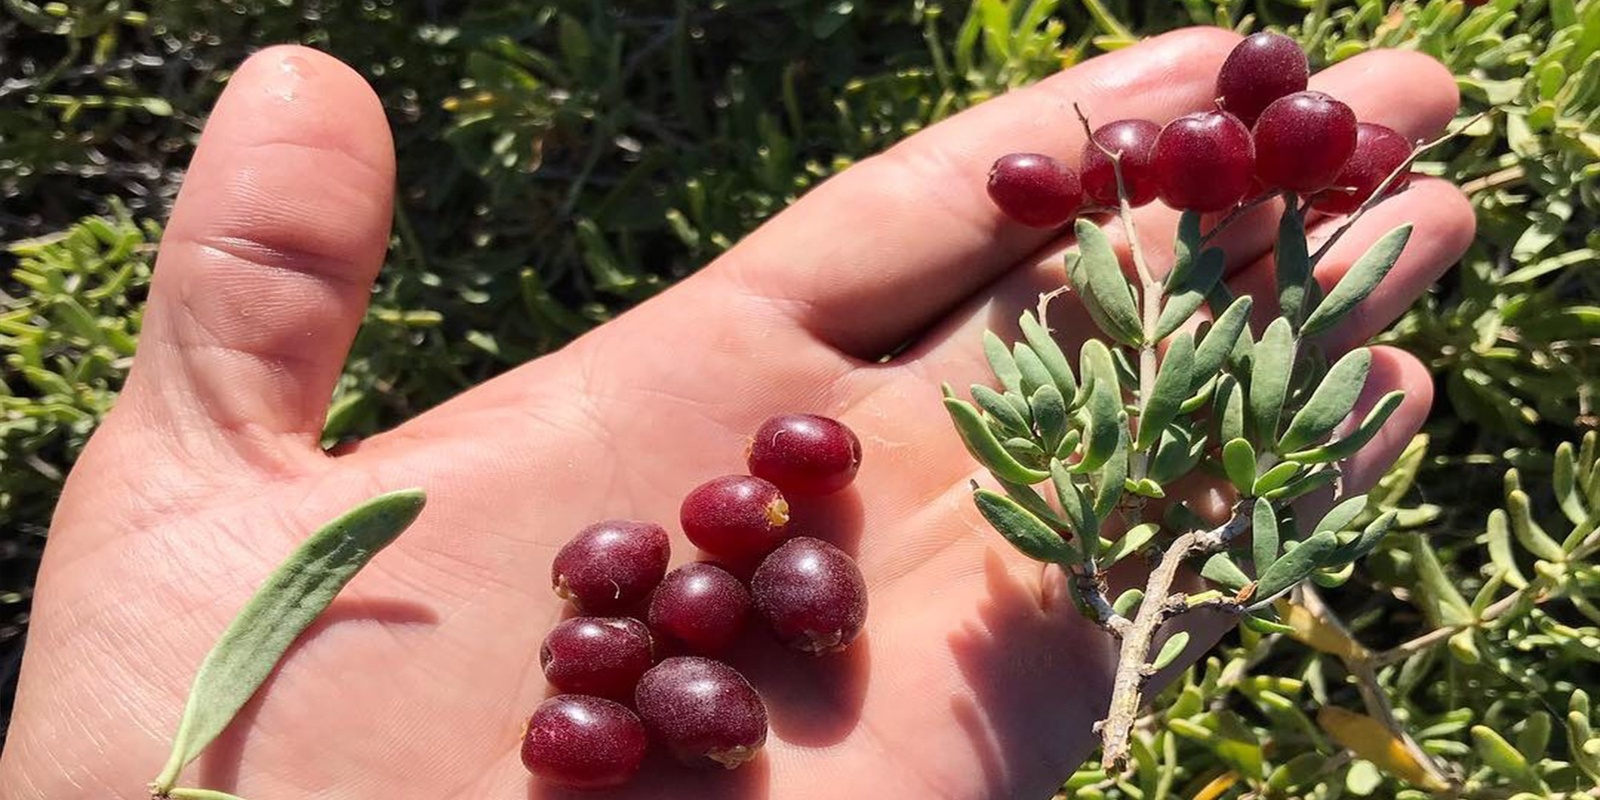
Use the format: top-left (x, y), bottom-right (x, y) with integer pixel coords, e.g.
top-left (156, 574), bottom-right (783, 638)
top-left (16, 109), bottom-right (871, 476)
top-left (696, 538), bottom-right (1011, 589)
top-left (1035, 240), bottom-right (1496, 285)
top-left (1099, 501), bottom-right (1254, 774)
top-left (1197, 192), bottom-right (1276, 248)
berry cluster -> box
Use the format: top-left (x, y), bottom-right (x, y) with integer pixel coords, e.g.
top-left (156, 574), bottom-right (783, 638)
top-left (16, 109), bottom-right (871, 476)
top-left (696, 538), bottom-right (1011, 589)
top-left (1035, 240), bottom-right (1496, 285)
top-left (986, 32), bottom-right (1415, 225)
top-left (520, 414), bottom-right (867, 790)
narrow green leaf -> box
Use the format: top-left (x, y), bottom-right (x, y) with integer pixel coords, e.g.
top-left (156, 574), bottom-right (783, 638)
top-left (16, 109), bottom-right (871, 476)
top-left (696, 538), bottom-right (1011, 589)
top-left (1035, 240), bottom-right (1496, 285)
top-left (1202, 552), bottom-right (1252, 591)
top-left (1013, 343), bottom-right (1053, 397)
top-left (1253, 500), bottom-right (1280, 575)
top-left (1136, 332), bottom-right (1195, 451)
top-left (1002, 437), bottom-right (1047, 468)
top-left (1051, 460), bottom-right (1098, 545)
top-left (1402, 535), bottom-right (1474, 627)
top-left (1251, 462), bottom-right (1301, 496)
top-left (1312, 496), bottom-right (1369, 536)
top-left (1283, 391), bottom-right (1404, 463)
top-left (1019, 311), bottom-right (1078, 401)
top-left (1249, 318), bottom-right (1296, 445)
top-left (1241, 612), bottom-right (1296, 635)
top-left (1262, 470), bottom-right (1338, 502)
top-left (1515, 712), bottom-right (1552, 762)
top-left (1093, 427), bottom-right (1128, 519)
top-left (1223, 438), bottom-right (1257, 495)
top-left (1217, 374), bottom-right (1247, 444)
top-left (1164, 210), bottom-right (1204, 290)
top-left (153, 489), bottom-right (428, 792)
top-left (1030, 384), bottom-right (1068, 454)
top-left (1302, 225), bottom-right (1413, 337)
top-left (1192, 296), bottom-right (1253, 390)
top-left (1101, 522), bottom-right (1158, 566)
top-left (973, 489), bottom-right (1075, 563)
top-left (1487, 510), bottom-right (1530, 589)
top-left (1151, 631), bottom-right (1192, 671)
top-left (1076, 340), bottom-right (1123, 473)
top-left (996, 477), bottom-right (1067, 531)
top-left (1154, 248), bottom-right (1226, 341)
top-left (1113, 588), bottom-right (1144, 616)
top-left (1275, 203), bottom-right (1313, 327)
top-left (971, 385), bottom-right (1030, 436)
top-left (1072, 219), bottom-right (1143, 345)
top-left (943, 394), bottom-right (1051, 484)
top-left (1249, 531), bottom-right (1338, 608)
top-left (1507, 489), bottom-right (1565, 560)
top-left (1278, 349), bottom-right (1373, 453)
top-left (1473, 725), bottom-right (1548, 793)
top-left (1148, 427), bottom-right (1205, 485)
top-left (1331, 511), bottom-right (1396, 563)
top-left (984, 331), bottom-right (1022, 394)
top-left (1055, 428), bottom-right (1082, 460)
top-left (169, 790), bottom-right (251, 800)
top-left (1554, 442), bottom-right (1588, 526)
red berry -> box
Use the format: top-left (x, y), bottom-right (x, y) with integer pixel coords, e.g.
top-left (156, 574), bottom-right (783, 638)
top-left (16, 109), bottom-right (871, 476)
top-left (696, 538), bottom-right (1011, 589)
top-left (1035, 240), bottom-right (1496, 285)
top-left (1252, 91), bottom-right (1358, 193)
top-left (986, 153), bottom-right (1083, 228)
top-left (648, 562), bottom-right (752, 655)
top-left (521, 695), bottom-right (648, 789)
top-left (552, 520), bottom-right (671, 613)
top-left (681, 475), bottom-right (791, 561)
top-left (635, 657), bottom-right (768, 768)
top-left (1151, 111), bottom-right (1256, 212)
top-left (1080, 119), bottom-right (1162, 208)
top-left (1215, 32), bottom-right (1310, 126)
top-left (751, 536), bottom-right (868, 655)
top-left (1311, 122), bottom-right (1414, 214)
top-left (747, 413), bottom-right (862, 496)
top-left (540, 617), bottom-right (655, 701)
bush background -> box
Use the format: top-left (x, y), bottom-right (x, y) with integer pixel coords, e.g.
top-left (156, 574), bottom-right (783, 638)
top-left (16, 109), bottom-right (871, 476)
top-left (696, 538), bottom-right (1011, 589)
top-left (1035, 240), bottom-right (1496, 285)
top-left (3, 1), bottom-right (1597, 796)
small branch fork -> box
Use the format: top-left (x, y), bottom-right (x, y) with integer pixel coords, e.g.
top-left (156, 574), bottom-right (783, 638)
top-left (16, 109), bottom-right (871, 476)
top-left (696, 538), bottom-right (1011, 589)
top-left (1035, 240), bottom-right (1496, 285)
top-left (1095, 502), bottom-right (1255, 773)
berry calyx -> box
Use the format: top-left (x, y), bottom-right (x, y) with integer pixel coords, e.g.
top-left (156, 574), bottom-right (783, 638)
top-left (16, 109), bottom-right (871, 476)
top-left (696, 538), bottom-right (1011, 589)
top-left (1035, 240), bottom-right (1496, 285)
top-left (635, 656), bottom-right (768, 768)
top-left (1215, 32), bottom-right (1310, 126)
top-left (751, 536), bottom-right (868, 655)
top-left (1252, 90), bottom-right (1359, 193)
top-left (681, 475), bottom-right (791, 562)
top-left (551, 520), bottom-right (671, 614)
top-left (1151, 110), bottom-right (1256, 212)
top-left (521, 695), bottom-right (649, 789)
top-left (649, 562), bottom-right (752, 655)
top-left (540, 617), bottom-right (655, 701)
top-left (986, 153), bottom-right (1084, 228)
top-left (1311, 122), bottom-right (1414, 214)
top-left (747, 413), bottom-right (862, 496)
top-left (1080, 119), bottom-right (1162, 208)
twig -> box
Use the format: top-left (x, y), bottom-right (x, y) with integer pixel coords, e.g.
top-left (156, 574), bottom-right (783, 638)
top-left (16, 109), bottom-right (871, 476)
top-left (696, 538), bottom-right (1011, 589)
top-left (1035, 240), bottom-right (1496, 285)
top-left (1197, 192), bottom-right (1277, 248)
top-left (1099, 502), bottom-right (1255, 773)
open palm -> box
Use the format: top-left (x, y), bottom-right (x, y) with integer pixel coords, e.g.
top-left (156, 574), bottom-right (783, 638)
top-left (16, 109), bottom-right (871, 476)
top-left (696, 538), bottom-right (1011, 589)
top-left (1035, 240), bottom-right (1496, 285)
top-left (0, 29), bottom-right (1473, 800)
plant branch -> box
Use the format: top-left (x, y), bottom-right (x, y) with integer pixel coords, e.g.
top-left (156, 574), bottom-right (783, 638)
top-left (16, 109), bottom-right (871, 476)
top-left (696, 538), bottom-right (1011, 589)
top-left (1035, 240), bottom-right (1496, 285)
top-left (1099, 501), bottom-right (1255, 773)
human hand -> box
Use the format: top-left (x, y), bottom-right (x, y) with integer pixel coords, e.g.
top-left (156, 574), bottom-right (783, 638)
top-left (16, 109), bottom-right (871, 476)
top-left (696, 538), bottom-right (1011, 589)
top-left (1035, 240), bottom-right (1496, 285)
top-left (0, 28), bottom-right (1472, 800)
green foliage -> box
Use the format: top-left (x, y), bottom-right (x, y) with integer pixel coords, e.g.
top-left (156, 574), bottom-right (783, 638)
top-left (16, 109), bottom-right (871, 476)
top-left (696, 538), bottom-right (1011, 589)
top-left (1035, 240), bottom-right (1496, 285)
top-left (3, 0), bottom-right (1598, 790)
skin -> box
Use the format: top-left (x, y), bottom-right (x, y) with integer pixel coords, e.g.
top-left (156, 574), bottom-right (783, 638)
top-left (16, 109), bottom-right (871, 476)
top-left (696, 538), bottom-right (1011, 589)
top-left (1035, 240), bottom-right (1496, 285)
top-left (0, 28), bottom-right (1472, 800)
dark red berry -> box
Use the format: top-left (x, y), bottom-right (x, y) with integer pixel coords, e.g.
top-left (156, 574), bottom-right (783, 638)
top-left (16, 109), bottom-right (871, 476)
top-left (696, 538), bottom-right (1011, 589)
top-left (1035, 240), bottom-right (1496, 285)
top-left (1215, 32), bottom-right (1310, 126)
top-left (1252, 91), bottom-right (1358, 193)
top-left (635, 657), bottom-right (768, 768)
top-left (751, 536), bottom-right (868, 655)
top-left (649, 562), bottom-right (752, 655)
top-left (1151, 111), bottom-right (1256, 212)
top-left (1311, 122), bottom-right (1414, 214)
top-left (986, 153), bottom-right (1083, 228)
top-left (552, 520), bottom-right (670, 613)
top-left (681, 475), bottom-right (791, 561)
top-left (1080, 119), bottom-right (1162, 208)
top-left (540, 617), bottom-right (655, 700)
top-left (747, 413), bottom-right (862, 497)
top-left (521, 695), bottom-right (648, 789)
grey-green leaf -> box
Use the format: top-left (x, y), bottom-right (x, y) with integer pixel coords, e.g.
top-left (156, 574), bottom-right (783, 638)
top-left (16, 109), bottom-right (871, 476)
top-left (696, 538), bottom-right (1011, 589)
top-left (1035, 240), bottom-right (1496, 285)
top-left (1155, 248), bottom-right (1226, 341)
top-left (1093, 426), bottom-right (1129, 519)
top-left (153, 489), bottom-right (428, 793)
top-left (1283, 390), bottom-right (1405, 463)
top-left (1253, 499), bottom-right (1280, 576)
top-left (1332, 510), bottom-right (1396, 563)
top-left (972, 385), bottom-right (1030, 436)
top-left (1251, 462), bottom-right (1301, 496)
top-left (1019, 311), bottom-right (1078, 401)
top-left (1072, 219), bottom-right (1143, 345)
top-left (1030, 384), bottom-right (1069, 454)
top-left (1165, 210), bottom-right (1204, 290)
top-left (1137, 332), bottom-right (1195, 451)
top-left (1278, 349), bottom-right (1373, 454)
top-left (1076, 340), bottom-right (1123, 473)
top-left (1113, 588), bottom-right (1144, 616)
top-left (1302, 224), bottom-right (1413, 337)
top-left (1151, 631), bottom-right (1192, 672)
top-left (1192, 296), bottom-right (1254, 389)
top-left (984, 331), bottom-right (1022, 394)
top-left (1052, 460), bottom-right (1099, 545)
top-left (1202, 552), bottom-right (1252, 591)
top-left (974, 489), bottom-right (1075, 563)
top-left (1217, 374), bottom-right (1247, 444)
top-left (1013, 343), bottom-right (1054, 396)
top-left (1223, 438), bottom-right (1257, 495)
top-left (1312, 495), bottom-right (1370, 537)
top-left (1249, 317), bottom-right (1296, 445)
top-left (1275, 203), bottom-right (1313, 327)
top-left (1249, 530), bottom-right (1338, 609)
top-left (1101, 522), bottom-right (1159, 566)
top-left (943, 393), bottom-right (1051, 484)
